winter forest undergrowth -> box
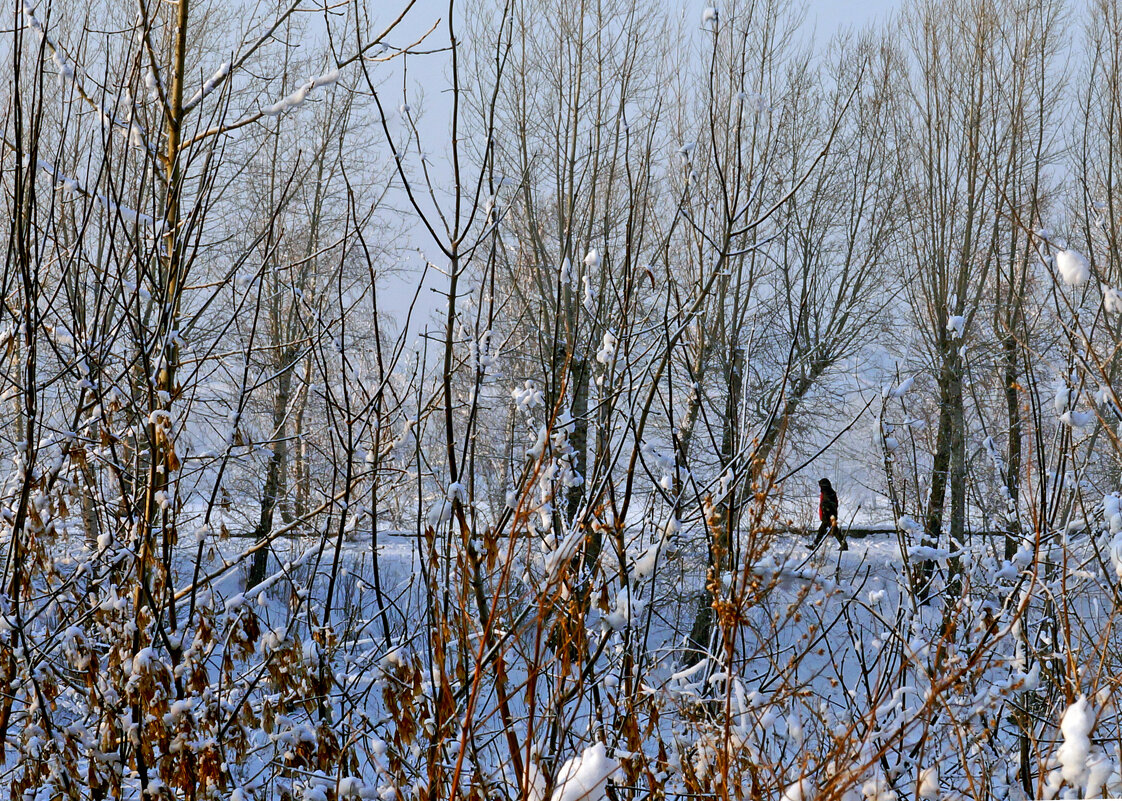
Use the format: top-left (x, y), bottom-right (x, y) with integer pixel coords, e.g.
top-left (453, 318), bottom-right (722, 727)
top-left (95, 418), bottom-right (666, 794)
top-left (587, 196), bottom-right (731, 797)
top-left (7, 0), bottom-right (1122, 798)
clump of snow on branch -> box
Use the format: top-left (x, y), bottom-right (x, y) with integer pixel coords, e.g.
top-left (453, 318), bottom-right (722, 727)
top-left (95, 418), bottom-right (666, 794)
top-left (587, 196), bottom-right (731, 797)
top-left (186, 61), bottom-right (231, 107)
top-left (1055, 248), bottom-right (1091, 286)
top-left (1050, 697), bottom-right (1100, 794)
top-left (261, 68), bottom-right (343, 117)
top-left (1103, 284), bottom-right (1122, 313)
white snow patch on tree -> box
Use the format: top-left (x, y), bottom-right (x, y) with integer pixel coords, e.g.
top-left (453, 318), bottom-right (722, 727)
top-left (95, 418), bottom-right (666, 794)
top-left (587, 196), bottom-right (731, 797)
top-left (1060, 409), bottom-right (1095, 428)
top-left (261, 69), bottom-right (343, 117)
top-left (1057, 696), bottom-right (1094, 787)
top-left (1056, 248), bottom-right (1091, 286)
top-left (886, 375), bottom-right (914, 398)
top-left (1104, 284), bottom-right (1122, 313)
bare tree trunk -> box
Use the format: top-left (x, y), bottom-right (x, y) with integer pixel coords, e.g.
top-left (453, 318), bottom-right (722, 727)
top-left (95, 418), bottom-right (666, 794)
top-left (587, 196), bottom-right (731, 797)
top-left (249, 350), bottom-right (296, 587)
top-left (565, 356), bottom-right (589, 521)
top-left (918, 343), bottom-right (956, 603)
top-left (948, 358), bottom-right (967, 594)
top-left (717, 346), bottom-right (744, 558)
top-left (685, 346), bottom-right (743, 667)
top-left (1003, 333), bottom-right (1022, 559)
top-left (293, 354), bottom-right (313, 520)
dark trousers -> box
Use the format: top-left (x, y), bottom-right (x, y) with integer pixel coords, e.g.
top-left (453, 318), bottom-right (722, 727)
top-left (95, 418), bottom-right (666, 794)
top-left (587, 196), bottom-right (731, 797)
top-left (814, 518), bottom-right (846, 549)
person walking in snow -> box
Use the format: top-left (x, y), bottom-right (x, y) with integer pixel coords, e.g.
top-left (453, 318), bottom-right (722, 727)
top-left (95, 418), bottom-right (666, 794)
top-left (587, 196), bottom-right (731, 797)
top-left (814, 477), bottom-right (847, 551)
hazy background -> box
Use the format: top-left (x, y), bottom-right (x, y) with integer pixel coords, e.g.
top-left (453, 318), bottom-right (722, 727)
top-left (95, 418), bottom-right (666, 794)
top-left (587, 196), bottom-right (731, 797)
top-left (377, 0), bottom-right (903, 335)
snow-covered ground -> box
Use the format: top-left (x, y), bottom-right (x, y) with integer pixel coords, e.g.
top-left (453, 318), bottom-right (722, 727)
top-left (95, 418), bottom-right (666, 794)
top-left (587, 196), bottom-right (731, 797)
top-left (95, 521), bottom-right (1105, 801)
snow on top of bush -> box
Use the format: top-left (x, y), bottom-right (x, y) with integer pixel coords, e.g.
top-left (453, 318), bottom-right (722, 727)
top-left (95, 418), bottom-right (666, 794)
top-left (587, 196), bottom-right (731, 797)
top-left (1056, 248), bottom-right (1091, 286)
top-left (427, 498), bottom-right (452, 528)
top-left (896, 515), bottom-right (923, 535)
top-left (1110, 530), bottom-right (1122, 580)
top-left (513, 380), bottom-right (544, 411)
top-left (1057, 696), bottom-right (1094, 787)
top-left (918, 766), bottom-right (938, 798)
top-left (779, 777), bottom-right (812, 801)
top-left (908, 545), bottom-right (956, 561)
top-left (595, 331), bottom-right (617, 365)
top-left (1054, 383), bottom-right (1071, 414)
top-left (1060, 409), bottom-right (1096, 428)
top-left (550, 743), bottom-right (622, 801)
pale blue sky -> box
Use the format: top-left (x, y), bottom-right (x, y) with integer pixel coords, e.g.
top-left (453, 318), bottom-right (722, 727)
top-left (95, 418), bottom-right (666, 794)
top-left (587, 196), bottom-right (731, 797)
top-left (809, 0), bottom-right (901, 31)
top-left (375, 0), bottom-right (906, 335)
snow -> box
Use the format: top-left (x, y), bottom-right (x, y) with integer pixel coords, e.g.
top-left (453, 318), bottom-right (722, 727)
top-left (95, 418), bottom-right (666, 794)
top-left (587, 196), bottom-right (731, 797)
top-left (337, 777), bottom-right (366, 797)
top-left (1057, 696), bottom-right (1094, 787)
top-left (1086, 751), bottom-right (1113, 798)
top-left (525, 760), bottom-right (547, 801)
top-left (261, 69), bottom-right (344, 117)
top-left (885, 376), bottom-right (914, 398)
top-left (896, 515), bottom-right (923, 535)
top-left (34, 158), bottom-right (165, 231)
top-left (917, 767), bottom-right (938, 798)
top-left (907, 545), bottom-right (955, 561)
top-left (1104, 284), bottom-right (1122, 313)
top-left (582, 275), bottom-right (597, 315)
top-left (132, 647), bottom-right (158, 674)
top-left (1055, 248), bottom-right (1091, 286)
top-left (860, 776), bottom-right (896, 801)
top-left (1059, 691), bottom-right (1095, 780)
top-left (513, 380), bottom-right (544, 411)
top-left (542, 525), bottom-right (583, 578)
top-left (550, 743), bottom-right (621, 801)
top-left (604, 587), bottom-right (639, 630)
top-left (1110, 531), bottom-right (1122, 581)
top-left (595, 331), bottom-right (617, 365)
top-left (426, 499), bottom-right (452, 528)
top-left (1054, 383), bottom-right (1071, 414)
top-left (1060, 409), bottom-right (1095, 428)
top-left (780, 777), bottom-right (813, 801)
top-left (186, 61), bottom-right (231, 107)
